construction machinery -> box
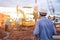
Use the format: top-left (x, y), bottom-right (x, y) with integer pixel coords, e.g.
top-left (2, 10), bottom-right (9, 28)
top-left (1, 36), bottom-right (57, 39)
top-left (17, 7), bottom-right (35, 27)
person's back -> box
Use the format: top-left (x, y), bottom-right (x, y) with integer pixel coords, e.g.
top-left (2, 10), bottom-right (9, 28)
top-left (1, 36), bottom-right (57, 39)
top-left (33, 10), bottom-right (56, 40)
top-left (39, 17), bottom-right (56, 40)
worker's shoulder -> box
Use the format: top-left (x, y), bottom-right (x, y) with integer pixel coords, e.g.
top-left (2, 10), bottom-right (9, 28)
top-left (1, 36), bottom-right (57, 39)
top-left (36, 19), bottom-right (42, 23)
top-left (46, 19), bottom-right (54, 24)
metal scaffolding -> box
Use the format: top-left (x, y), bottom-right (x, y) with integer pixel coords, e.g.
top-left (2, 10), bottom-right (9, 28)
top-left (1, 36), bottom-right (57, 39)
top-left (47, 0), bottom-right (55, 15)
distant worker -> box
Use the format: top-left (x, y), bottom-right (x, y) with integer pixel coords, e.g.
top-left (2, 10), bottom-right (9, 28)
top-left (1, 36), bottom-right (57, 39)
top-left (53, 16), bottom-right (55, 20)
top-left (33, 10), bottom-right (57, 40)
top-left (5, 17), bottom-right (10, 32)
top-left (52, 16), bottom-right (56, 23)
top-left (48, 16), bottom-right (51, 20)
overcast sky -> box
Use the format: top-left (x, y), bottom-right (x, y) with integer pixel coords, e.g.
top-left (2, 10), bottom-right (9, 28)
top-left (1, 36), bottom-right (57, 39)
top-left (0, 0), bottom-right (60, 14)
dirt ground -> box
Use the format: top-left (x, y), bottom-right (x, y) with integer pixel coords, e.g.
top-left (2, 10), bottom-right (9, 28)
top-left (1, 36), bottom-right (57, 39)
top-left (0, 27), bottom-right (37, 40)
top-left (0, 26), bottom-right (60, 40)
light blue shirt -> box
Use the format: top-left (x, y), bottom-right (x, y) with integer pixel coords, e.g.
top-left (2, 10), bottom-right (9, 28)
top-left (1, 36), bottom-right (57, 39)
top-left (6, 19), bottom-right (10, 25)
top-left (34, 16), bottom-right (56, 40)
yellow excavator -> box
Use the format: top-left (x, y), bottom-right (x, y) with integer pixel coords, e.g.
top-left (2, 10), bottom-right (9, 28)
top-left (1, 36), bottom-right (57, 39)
top-left (17, 8), bottom-right (35, 27)
top-left (10, 5), bottom-right (39, 27)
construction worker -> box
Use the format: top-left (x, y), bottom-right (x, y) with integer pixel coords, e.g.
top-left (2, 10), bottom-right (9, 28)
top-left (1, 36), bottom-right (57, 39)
top-left (5, 17), bottom-right (10, 32)
top-left (33, 10), bottom-right (57, 40)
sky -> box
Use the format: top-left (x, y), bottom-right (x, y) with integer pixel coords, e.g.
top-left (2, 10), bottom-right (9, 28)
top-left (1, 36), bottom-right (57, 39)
top-left (0, 0), bottom-right (60, 14)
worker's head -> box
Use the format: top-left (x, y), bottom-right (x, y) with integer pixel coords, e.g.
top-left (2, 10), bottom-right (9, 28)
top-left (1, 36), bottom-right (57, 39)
top-left (39, 9), bottom-right (47, 17)
top-left (48, 16), bottom-right (51, 19)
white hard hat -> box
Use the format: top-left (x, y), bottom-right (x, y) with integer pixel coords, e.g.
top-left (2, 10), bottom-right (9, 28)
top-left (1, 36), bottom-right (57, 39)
top-left (39, 9), bottom-right (47, 16)
top-left (39, 9), bottom-right (47, 13)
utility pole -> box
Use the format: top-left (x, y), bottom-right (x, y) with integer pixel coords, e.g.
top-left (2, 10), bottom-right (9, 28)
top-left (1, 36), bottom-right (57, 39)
top-left (35, 0), bottom-right (37, 4)
top-left (16, 5), bottom-right (18, 17)
top-left (33, 0), bottom-right (38, 21)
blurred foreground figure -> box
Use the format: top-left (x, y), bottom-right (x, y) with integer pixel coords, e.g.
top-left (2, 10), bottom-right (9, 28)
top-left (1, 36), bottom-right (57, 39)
top-left (33, 10), bottom-right (57, 40)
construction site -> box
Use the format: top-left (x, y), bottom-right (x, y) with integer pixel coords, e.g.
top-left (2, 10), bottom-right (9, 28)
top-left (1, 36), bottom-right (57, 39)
top-left (0, 0), bottom-right (60, 40)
